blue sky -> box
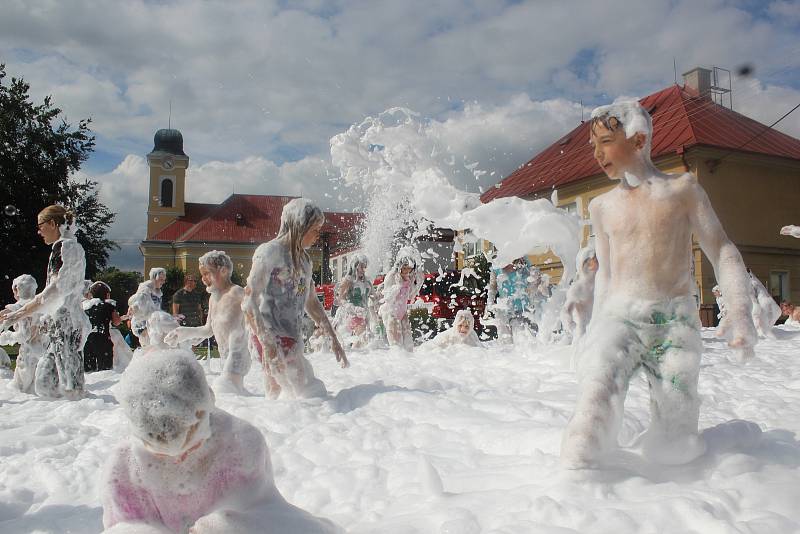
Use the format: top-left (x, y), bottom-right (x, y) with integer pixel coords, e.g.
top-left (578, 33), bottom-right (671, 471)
top-left (1, 0), bottom-right (799, 270)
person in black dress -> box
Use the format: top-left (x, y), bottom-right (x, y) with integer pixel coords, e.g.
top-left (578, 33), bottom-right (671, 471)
top-left (83, 281), bottom-right (122, 371)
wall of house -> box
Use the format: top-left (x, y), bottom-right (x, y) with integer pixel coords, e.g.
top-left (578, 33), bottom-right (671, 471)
top-left (693, 147), bottom-right (800, 305)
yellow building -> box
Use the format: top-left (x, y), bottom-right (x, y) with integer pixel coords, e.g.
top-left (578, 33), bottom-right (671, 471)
top-left (477, 67), bottom-right (800, 325)
top-left (139, 129), bottom-right (362, 281)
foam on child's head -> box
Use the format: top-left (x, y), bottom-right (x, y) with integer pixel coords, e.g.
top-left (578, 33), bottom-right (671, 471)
top-left (347, 253), bottom-right (369, 277)
top-left (394, 246), bottom-right (421, 270)
top-left (590, 99), bottom-right (652, 151)
top-left (199, 250), bottom-right (233, 274)
top-left (454, 309), bottom-right (474, 329)
top-left (149, 267), bottom-right (166, 281)
top-left (119, 348), bottom-right (213, 445)
top-left (12, 274), bottom-right (37, 300)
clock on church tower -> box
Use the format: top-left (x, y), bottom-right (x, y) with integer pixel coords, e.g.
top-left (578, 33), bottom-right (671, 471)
top-left (145, 128), bottom-right (190, 238)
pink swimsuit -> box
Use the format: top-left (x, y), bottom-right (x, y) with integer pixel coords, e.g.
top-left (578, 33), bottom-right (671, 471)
top-left (103, 411), bottom-right (273, 533)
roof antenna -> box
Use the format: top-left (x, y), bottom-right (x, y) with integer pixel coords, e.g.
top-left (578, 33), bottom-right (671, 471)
top-left (580, 99), bottom-right (584, 123)
top-left (168, 100), bottom-right (172, 129)
top-left (673, 58), bottom-right (678, 85)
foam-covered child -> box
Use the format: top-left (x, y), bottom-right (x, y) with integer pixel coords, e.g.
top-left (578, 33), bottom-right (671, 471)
top-left (101, 348), bottom-right (343, 534)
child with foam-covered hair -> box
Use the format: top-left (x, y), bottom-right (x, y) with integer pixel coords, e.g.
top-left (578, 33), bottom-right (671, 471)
top-left (422, 309), bottom-right (482, 349)
top-left (334, 253), bottom-right (373, 348)
top-left (102, 348), bottom-right (341, 534)
top-left (378, 246), bottom-right (426, 351)
top-left (166, 250), bottom-right (251, 394)
top-left (560, 99), bottom-right (757, 469)
top-left (243, 198), bottom-right (348, 399)
top-left (128, 267), bottom-right (167, 347)
top-left (0, 274), bottom-right (47, 392)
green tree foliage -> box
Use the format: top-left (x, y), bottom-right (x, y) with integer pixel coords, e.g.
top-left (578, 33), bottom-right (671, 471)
top-left (0, 64), bottom-right (117, 303)
top-left (95, 266), bottom-right (143, 315)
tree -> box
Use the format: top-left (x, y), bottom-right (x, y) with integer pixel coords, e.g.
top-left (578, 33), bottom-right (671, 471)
top-left (0, 64), bottom-right (117, 303)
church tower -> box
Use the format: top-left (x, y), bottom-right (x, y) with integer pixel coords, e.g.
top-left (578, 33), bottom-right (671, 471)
top-left (146, 128), bottom-right (189, 238)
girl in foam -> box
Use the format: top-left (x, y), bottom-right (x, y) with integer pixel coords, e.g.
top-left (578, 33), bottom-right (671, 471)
top-left (127, 267), bottom-right (167, 347)
top-left (560, 246), bottom-right (598, 342)
top-left (165, 251), bottom-right (252, 395)
top-left (242, 198), bottom-right (348, 399)
top-left (0, 274), bottom-right (47, 392)
top-left (378, 246), bottom-right (426, 351)
top-left (102, 348), bottom-right (341, 534)
top-left (0, 205), bottom-right (90, 399)
top-left (422, 309), bottom-right (482, 349)
top-left (333, 253), bottom-right (373, 348)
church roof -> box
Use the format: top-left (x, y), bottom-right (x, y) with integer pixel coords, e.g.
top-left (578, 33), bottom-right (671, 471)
top-left (482, 84), bottom-right (800, 202)
top-left (148, 128), bottom-right (186, 157)
top-left (148, 194), bottom-right (362, 251)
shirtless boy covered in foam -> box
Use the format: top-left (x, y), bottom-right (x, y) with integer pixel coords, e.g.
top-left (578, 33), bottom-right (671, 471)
top-left (560, 100), bottom-right (756, 469)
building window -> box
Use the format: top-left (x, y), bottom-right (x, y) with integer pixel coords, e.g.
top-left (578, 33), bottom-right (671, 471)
top-left (770, 271), bottom-right (790, 303)
top-left (463, 238), bottom-right (483, 259)
top-left (561, 201), bottom-right (577, 215)
top-left (160, 178), bottom-right (174, 207)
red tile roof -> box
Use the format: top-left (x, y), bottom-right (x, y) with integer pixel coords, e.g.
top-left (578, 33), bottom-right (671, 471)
top-left (148, 194), bottom-right (363, 246)
top-left (482, 84), bottom-right (800, 202)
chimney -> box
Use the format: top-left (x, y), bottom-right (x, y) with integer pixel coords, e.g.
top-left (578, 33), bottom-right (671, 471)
top-left (682, 67), bottom-right (712, 97)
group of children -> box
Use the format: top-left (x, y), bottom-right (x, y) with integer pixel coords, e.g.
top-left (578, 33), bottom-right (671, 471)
top-left (0, 97), bottom-right (784, 531)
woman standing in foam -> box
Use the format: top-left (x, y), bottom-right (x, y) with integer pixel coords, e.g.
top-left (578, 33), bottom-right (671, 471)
top-left (165, 251), bottom-right (252, 395)
top-left (422, 309), bottom-right (482, 349)
top-left (0, 274), bottom-right (47, 392)
top-left (334, 253), bottom-right (373, 348)
top-left (242, 198), bottom-right (348, 399)
top-left (102, 349), bottom-right (342, 534)
top-left (378, 246), bottom-right (426, 351)
top-left (0, 205), bottom-right (90, 399)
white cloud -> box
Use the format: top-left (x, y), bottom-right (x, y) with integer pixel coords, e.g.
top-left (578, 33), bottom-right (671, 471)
top-left (2, 0), bottom-right (799, 270)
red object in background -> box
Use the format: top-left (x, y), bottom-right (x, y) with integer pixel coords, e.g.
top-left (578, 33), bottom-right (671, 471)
top-left (415, 271), bottom-right (486, 330)
top-left (322, 271), bottom-right (486, 331)
top-left (315, 283), bottom-right (336, 310)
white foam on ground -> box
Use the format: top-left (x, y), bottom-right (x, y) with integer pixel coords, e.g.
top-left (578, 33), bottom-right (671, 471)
top-left (1, 326), bottom-right (799, 533)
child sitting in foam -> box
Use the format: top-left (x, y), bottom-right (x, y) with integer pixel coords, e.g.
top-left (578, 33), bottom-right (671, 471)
top-left (378, 246), bottom-right (426, 351)
top-left (0, 275), bottom-right (47, 392)
top-left (135, 312), bottom-right (183, 357)
top-left (560, 100), bottom-right (757, 469)
top-left (422, 309), bottom-right (482, 349)
top-left (165, 251), bottom-right (252, 395)
top-left (560, 246), bottom-right (598, 341)
top-left (102, 349), bottom-right (341, 534)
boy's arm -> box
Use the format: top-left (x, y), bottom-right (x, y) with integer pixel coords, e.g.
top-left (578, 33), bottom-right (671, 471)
top-left (588, 198), bottom-right (610, 308)
top-left (688, 180), bottom-right (757, 360)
